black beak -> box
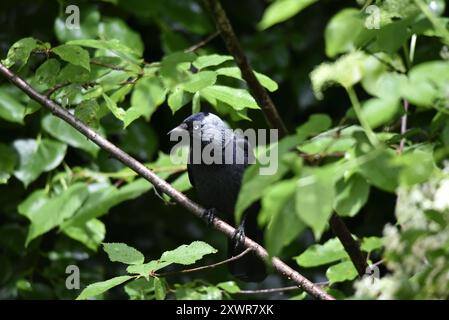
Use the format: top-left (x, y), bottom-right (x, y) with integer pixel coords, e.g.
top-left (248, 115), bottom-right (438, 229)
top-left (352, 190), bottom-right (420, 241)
top-left (168, 122), bottom-right (188, 136)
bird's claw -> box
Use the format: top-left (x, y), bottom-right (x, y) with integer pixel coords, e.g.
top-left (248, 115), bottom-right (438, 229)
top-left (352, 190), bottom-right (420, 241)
top-left (202, 208), bottom-right (217, 225)
top-left (232, 225), bottom-right (245, 249)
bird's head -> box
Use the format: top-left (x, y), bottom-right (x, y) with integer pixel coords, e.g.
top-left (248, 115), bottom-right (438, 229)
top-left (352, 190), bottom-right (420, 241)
top-left (168, 112), bottom-right (229, 144)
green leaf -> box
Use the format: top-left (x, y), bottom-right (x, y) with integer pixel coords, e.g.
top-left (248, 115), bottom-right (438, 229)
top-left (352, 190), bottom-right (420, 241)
top-left (217, 281), bottom-right (240, 294)
top-left (18, 183), bottom-right (89, 245)
top-left (63, 218), bottom-right (105, 251)
top-left (62, 179), bottom-right (151, 229)
top-left (168, 87), bottom-right (191, 114)
top-left (326, 260), bottom-right (358, 284)
top-left (35, 59), bottom-right (60, 87)
top-left (200, 85), bottom-right (259, 110)
top-left (360, 98), bottom-right (400, 129)
top-left (75, 99), bottom-right (100, 128)
top-left (102, 243), bottom-right (145, 265)
top-left (125, 77), bottom-right (166, 127)
top-left (193, 54), bottom-right (233, 69)
top-left (216, 67), bottom-right (278, 92)
top-left (126, 260), bottom-right (170, 277)
top-left (334, 174), bottom-right (370, 217)
top-left (295, 238), bottom-right (349, 267)
top-left (361, 236), bottom-right (383, 252)
top-left (13, 139), bottom-right (67, 187)
top-left (0, 88), bottom-right (26, 124)
top-left (296, 114), bottom-right (332, 142)
top-left (154, 278), bottom-right (166, 300)
top-left (57, 63), bottom-right (90, 84)
top-left (52, 44), bottom-right (90, 71)
top-left (263, 180), bottom-right (306, 256)
top-left (2, 37), bottom-right (39, 67)
top-left (124, 278), bottom-right (154, 300)
top-left (181, 71), bottom-right (217, 93)
top-left (160, 241), bottom-right (217, 265)
top-left (235, 136), bottom-right (298, 222)
top-left (325, 9), bottom-right (365, 58)
top-left (102, 93), bottom-right (125, 121)
top-left (42, 114), bottom-right (99, 156)
top-left (295, 167), bottom-right (336, 239)
top-left (67, 39), bottom-right (140, 59)
top-left (99, 17), bottom-right (144, 56)
top-left (258, 0), bottom-right (318, 30)
top-left (0, 143), bottom-right (17, 184)
top-left (396, 147), bottom-right (435, 186)
top-left (356, 146), bottom-right (401, 193)
top-left (76, 275), bottom-right (132, 300)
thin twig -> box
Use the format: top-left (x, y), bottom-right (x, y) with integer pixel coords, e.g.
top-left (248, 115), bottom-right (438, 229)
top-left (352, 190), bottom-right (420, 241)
top-left (203, 0), bottom-right (288, 136)
top-left (154, 248), bottom-right (252, 277)
top-left (0, 62), bottom-right (334, 301)
top-left (45, 82), bottom-right (70, 97)
top-left (237, 281), bottom-right (329, 295)
top-left (185, 31), bottom-right (220, 52)
top-left (398, 99), bottom-right (409, 153)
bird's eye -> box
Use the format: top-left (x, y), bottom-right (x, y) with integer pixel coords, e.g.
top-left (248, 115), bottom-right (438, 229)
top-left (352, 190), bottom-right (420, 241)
top-left (193, 124), bottom-right (200, 130)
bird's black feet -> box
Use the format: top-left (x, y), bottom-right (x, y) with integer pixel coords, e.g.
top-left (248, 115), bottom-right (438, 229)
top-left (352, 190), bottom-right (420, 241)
top-left (202, 208), bottom-right (217, 225)
top-left (231, 224), bottom-right (246, 249)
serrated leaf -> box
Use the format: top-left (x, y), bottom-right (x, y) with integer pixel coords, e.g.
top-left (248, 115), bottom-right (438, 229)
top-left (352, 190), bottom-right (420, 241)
top-left (103, 243), bottom-right (145, 265)
top-left (13, 139), bottom-right (67, 187)
top-left (0, 88), bottom-right (26, 124)
top-left (63, 218), bottom-right (105, 251)
top-left (2, 37), bottom-right (39, 67)
top-left (295, 238), bottom-right (349, 267)
top-left (154, 278), bottom-right (166, 300)
top-left (75, 99), bottom-right (100, 128)
top-left (167, 87), bottom-right (191, 114)
top-left (102, 93), bottom-right (125, 120)
top-left (361, 236), bottom-right (383, 252)
top-left (42, 114), bottom-right (99, 156)
top-left (35, 59), bottom-right (60, 87)
top-left (160, 241), bottom-right (217, 265)
top-left (334, 174), bottom-right (370, 217)
top-left (52, 44), bottom-right (90, 71)
top-left (258, 0), bottom-right (318, 30)
top-left (295, 167), bottom-right (336, 239)
top-left (76, 275), bottom-right (132, 300)
top-left (216, 67), bottom-right (278, 92)
top-left (181, 71), bottom-right (217, 93)
top-left (18, 183), bottom-right (89, 245)
top-left (326, 260), bottom-right (358, 284)
top-left (217, 281), bottom-right (240, 294)
top-left (200, 85), bottom-right (259, 110)
top-left (193, 54), bottom-right (233, 69)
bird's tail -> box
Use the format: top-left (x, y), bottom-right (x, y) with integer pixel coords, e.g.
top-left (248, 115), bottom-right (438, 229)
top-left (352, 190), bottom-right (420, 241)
top-left (227, 205), bottom-right (267, 282)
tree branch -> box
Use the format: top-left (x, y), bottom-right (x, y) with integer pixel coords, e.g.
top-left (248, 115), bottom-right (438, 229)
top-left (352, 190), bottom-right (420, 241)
top-left (203, 0), bottom-right (368, 281)
top-left (154, 248), bottom-right (252, 277)
top-left (185, 31), bottom-right (220, 52)
top-left (0, 62), bottom-right (334, 301)
top-left (203, 0), bottom-right (288, 136)
top-left (330, 214), bottom-right (368, 277)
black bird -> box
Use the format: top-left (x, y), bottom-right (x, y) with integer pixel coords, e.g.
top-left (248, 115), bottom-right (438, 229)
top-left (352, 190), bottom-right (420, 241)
top-left (169, 112), bottom-right (267, 282)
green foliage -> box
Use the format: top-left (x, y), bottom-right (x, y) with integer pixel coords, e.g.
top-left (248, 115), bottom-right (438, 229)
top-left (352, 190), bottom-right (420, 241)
top-left (1, 0), bottom-right (449, 300)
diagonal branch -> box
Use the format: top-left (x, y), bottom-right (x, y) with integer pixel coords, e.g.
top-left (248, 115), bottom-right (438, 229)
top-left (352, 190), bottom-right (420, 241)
top-left (203, 0), bottom-right (368, 279)
top-left (203, 0), bottom-right (288, 136)
top-left (0, 62), bottom-right (334, 301)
